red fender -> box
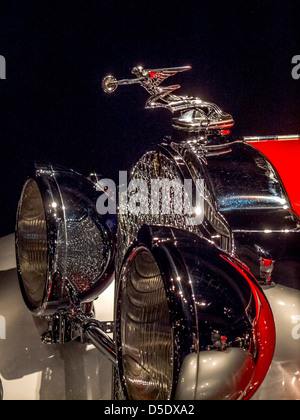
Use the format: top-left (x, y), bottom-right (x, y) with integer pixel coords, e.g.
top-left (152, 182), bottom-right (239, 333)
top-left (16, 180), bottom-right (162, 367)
top-left (248, 138), bottom-right (300, 217)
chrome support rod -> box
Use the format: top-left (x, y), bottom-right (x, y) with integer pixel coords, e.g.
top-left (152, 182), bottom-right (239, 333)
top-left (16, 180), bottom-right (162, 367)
top-left (83, 319), bottom-right (117, 367)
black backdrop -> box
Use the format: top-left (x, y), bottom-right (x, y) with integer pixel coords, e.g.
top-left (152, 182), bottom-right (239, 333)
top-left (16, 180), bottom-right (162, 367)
top-left (0, 0), bottom-right (299, 237)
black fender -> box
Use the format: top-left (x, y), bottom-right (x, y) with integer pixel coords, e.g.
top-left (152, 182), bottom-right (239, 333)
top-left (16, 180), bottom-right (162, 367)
top-left (116, 225), bottom-right (276, 400)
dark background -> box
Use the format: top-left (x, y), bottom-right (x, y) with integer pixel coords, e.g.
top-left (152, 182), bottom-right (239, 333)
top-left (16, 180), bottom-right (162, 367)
top-left (0, 0), bottom-right (299, 237)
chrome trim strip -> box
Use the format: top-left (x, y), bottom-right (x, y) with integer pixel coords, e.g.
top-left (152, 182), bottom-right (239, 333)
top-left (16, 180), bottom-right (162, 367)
top-left (244, 135), bottom-right (300, 143)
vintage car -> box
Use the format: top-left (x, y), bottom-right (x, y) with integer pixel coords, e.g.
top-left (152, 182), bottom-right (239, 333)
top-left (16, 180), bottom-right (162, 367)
top-left (15, 66), bottom-right (300, 400)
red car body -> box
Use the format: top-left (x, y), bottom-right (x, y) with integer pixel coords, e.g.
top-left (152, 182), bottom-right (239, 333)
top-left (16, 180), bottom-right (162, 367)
top-left (249, 138), bottom-right (300, 216)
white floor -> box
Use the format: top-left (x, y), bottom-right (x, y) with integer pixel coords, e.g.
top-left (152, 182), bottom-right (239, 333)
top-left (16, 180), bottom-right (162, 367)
top-left (0, 234), bottom-right (114, 400)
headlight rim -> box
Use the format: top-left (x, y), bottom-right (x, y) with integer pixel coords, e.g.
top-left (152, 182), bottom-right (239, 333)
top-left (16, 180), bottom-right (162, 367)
top-left (15, 175), bottom-right (62, 315)
top-left (16, 165), bottom-right (116, 316)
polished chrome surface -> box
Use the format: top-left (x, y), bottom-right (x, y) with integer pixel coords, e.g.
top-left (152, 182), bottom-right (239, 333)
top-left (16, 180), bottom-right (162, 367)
top-left (259, 258), bottom-right (275, 283)
top-left (115, 225), bottom-right (276, 400)
top-left (203, 141), bottom-right (290, 211)
top-left (83, 319), bottom-right (117, 367)
top-left (102, 65), bottom-right (234, 134)
top-left (102, 66), bottom-right (191, 97)
top-left (117, 139), bottom-right (232, 274)
top-left (244, 135), bottom-right (300, 143)
top-left (16, 163), bottom-right (115, 316)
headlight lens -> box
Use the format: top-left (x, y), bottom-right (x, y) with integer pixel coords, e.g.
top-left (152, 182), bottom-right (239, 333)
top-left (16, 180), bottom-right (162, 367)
top-left (119, 246), bottom-right (174, 400)
top-left (16, 179), bottom-right (48, 310)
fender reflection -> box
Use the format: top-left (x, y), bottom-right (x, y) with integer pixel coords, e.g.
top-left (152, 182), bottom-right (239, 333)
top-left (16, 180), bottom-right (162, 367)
top-left (176, 349), bottom-right (255, 400)
top-left (218, 255), bottom-right (276, 400)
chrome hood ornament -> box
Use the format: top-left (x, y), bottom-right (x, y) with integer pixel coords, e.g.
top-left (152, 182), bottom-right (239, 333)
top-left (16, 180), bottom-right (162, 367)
top-left (102, 65), bottom-right (234, 134)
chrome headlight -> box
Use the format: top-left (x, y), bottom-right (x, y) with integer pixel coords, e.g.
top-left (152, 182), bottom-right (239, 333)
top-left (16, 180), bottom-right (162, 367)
top-left (118, 246), bottom-right (174, 400)
top-left (16, 164), bottom-right (115, 315)
top-left (117, 225), bottom-right (276, 401)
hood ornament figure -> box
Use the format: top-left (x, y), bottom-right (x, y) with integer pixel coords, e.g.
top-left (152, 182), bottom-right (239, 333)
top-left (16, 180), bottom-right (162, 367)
top-left (102, 65), bottom-right (234, 134)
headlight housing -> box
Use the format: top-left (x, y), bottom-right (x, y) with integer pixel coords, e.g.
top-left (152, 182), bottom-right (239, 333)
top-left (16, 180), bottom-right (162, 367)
top-left (16, 164), bottom-right (115, 315)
